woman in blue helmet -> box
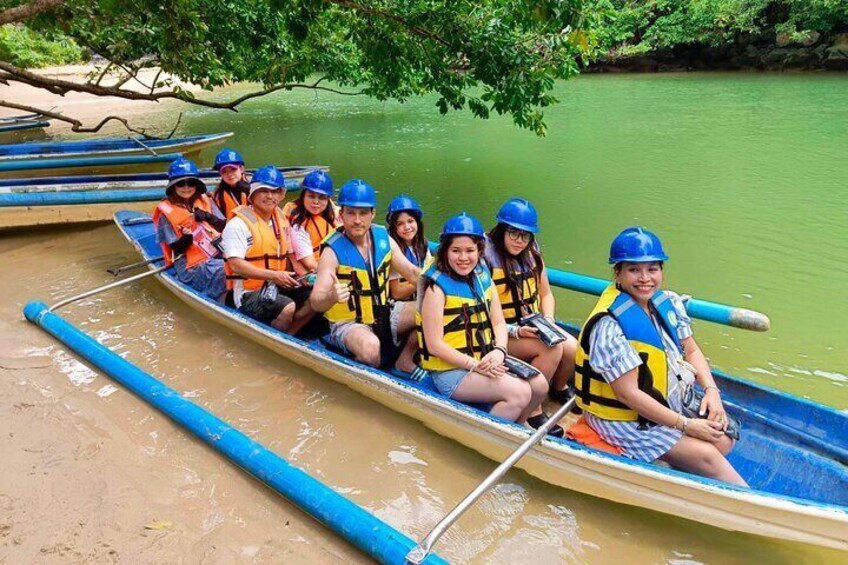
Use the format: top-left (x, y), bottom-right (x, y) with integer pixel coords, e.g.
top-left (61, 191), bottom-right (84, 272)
top-left (386, 194), bottom-right (432, 372)
top-left (485, 198), bottom-right (578, 436)
top-left (283, 170), bottom-right (341, 274)
top-left (153, 158), bottom-right (227, 300)
top-left (415, 212), bottom-right (538, 423)
top-left (211, 148), bottom-right (249, 220)
top-left (573, 227), bottom-right (746, 485)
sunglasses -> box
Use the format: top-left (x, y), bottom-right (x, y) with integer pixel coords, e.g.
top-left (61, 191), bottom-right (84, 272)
top-left (506, 228), bottom-right (532, 243)
top-left (173, 180), bottom-right (195, 189)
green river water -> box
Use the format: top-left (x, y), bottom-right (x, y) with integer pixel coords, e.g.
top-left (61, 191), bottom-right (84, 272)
top-left (185, 72), bottom-right (848, 409)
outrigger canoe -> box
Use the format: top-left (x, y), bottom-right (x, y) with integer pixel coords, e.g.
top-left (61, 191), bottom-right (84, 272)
top-left (113, 210), bottom-right (848, 550)
top-left (0, 120), bottom-right (50, 134)
top-left (0, 133), bottom-right (231, 162)
top-left (0, 133), bottom-right (232, 179)
top-left (0, 166), bottom-right (327, 231)
top-left (0, 113), bottom-right (51, 134)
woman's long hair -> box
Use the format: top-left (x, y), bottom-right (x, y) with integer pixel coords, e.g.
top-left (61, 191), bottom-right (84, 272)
top-left (486, 223), bottom-right (544, 301)
top-left (288, 189), bottom-right (337, 228)
top-left (388, 211), bottom-right (429, 266)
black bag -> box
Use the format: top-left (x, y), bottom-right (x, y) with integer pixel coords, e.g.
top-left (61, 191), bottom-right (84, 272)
top-left (504, 355), bottom-right (541, 380)
top-left (520, 313), bottom-right (568, 347)
top-left (682, 383), bottom-right (741, 441)
top-left (258, 280), bottom-right (279, 306)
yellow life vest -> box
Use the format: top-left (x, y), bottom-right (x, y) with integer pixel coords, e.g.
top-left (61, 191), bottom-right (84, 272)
top-left (224, 205), bottom-right (290, 292)
top-left (416, 264), bottom-right (496, 371)
top-left (322, 225), bottom-right (392, 325)
top-left (574, 284), bottom-right (683, 422)
top-left (485, 241), bottom-right (540, 324)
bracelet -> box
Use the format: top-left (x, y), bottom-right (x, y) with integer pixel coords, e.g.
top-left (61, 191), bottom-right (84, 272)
top-left (465, 357), bottom-right (476, 370)
top-left (704, 385), bottom-right (720, 395)
top-left (493, 345), bottom-right (508, 359)
top-left (507, 324), bottom-right (520, 339)
top-left (681, 416), bottom-right (689, 433)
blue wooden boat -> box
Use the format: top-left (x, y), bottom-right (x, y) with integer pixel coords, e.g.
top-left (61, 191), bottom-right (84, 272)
top-left (0, 133), bottom-right (231, 179)
top-left (112, 209), bottom-right (848, 550)
top-left (0, 166), bottom-right (327, 230)
top-left (0, 120), bottom-right (50, 134)
top-left (0, 132), bottom-right (232, 162)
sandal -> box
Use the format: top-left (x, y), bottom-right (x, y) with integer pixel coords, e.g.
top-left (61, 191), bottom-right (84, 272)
top-left (548, 386), bottom-right (583, 414)
top-left (527, 413), bottom-right (565, 438)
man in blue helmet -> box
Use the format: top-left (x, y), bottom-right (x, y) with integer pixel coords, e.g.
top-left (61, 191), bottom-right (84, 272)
top-left (310, 179), bottom-right (421, 368)
top-left (221, 165), bottom-right (312, 333)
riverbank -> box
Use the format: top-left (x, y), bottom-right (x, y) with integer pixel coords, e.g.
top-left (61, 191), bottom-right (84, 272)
top-left (588, 33), bottom-right (848, 73)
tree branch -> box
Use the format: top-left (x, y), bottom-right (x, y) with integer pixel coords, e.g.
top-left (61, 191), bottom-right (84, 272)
top-left (0, 0), bottom-right (65, 25)
top-left (0, 61), bottom-right (363, 110)
top-left (0, 100), bottom-right (157, 137)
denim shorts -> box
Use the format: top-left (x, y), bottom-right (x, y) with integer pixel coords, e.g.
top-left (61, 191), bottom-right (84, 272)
top-left (426, 368), bottom-right (469, 398)
top-left (326, 322), bottom-right (371, 355)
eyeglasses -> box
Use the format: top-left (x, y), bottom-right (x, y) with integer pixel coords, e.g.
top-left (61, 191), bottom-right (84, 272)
top-left (173, 180), bottom-right (193, 189)
top-left (506, 228), bottom-right (532, 243)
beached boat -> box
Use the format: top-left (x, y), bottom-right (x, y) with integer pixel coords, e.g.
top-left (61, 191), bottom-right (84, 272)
top-left (113, 209), bottom-right (848, 551)
top-left (0, 120), bottom-right (50, 134)
top-left (0, 166), bottom-right (327, 230)
top-left (0, 113), bottom-right (51, 134)
top-left (0, 133), bottom-right (232, 179)
top-left (0, 133), bottom-right (231, 162)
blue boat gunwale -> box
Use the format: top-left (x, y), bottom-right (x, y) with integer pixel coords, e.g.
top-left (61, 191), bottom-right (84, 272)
top-left (113, 209), bottom-right (848, 519)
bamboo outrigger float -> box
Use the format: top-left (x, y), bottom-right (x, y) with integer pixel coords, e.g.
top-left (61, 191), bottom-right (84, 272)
top-left (109, 210), bottom-right (848, 551)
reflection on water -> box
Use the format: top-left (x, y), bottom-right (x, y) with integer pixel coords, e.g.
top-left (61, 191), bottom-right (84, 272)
top-left (5, 73), bottom-right (847, 563)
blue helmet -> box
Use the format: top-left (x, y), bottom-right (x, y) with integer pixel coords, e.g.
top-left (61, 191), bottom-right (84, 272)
top-left (249, 165), bottom-right (286, 198)
top-left (440, 212), bottom-right (484, 241)
top-left (496, 198), bottom-right (539, 234)
top-left (608, 227), bottom-right (669, 264)
top-left (301, 170), bottom-right (334, 197)
top-left (166, 157), bottom-right (206, 194)
top-left (213, 148), bottom-right (244, 171)
top-left (338, 179), bottom-right (376, 208)
top-left (386, 194), bottom-right (423, 223)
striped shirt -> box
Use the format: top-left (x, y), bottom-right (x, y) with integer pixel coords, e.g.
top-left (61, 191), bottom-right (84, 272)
top-left (584, 291), bottom-right (694, 462)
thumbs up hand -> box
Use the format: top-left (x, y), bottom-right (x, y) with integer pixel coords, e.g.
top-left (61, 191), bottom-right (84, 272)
top-left (329, 272), bottom-right (350, 304)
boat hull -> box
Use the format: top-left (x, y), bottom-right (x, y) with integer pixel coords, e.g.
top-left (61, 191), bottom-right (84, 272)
top-left (112, 211), bottom-right (848, 551)
top-left (0, 133), bottom-right (232, 178)
top-left (0, 167), bottom-right (325, 230)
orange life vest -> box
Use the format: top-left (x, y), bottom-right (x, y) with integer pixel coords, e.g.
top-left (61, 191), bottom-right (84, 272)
top-left (224, 205), bottom-right (290, 292)
top-left (282, 201), bottom-right (340, 261)
top-left (153, 195), bottom-right (220, 269)
top-left (213, 183), bottom-right (248, 220)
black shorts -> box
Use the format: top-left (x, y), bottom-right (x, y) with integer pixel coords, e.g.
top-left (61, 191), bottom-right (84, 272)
top-left (239, 290), bottom-right (293, 324)
top-left (281, 285), bottom-right (312, 308)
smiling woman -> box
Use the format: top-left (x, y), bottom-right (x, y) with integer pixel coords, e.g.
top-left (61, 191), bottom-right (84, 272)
top-left (574, 227), bottom-right (746, 485)
top-left (152, 157), bottom-right (226, 300)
